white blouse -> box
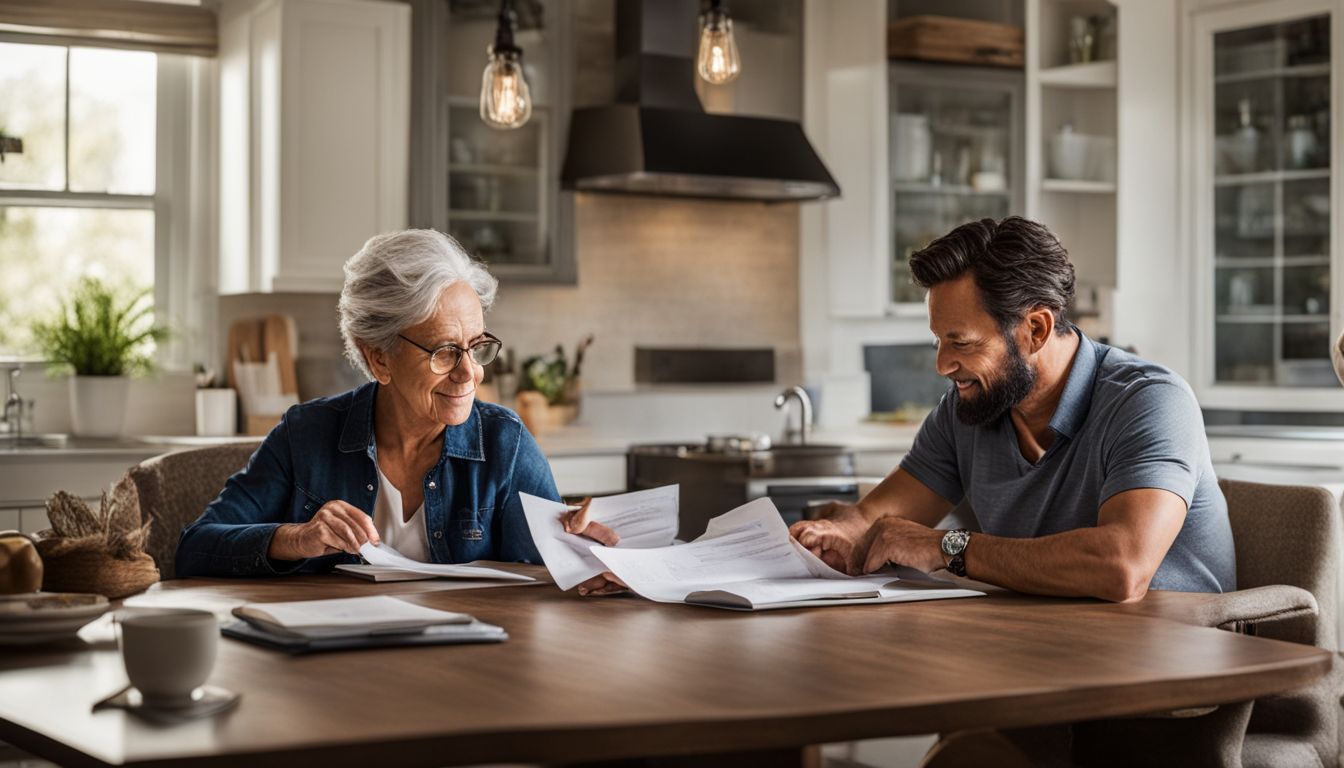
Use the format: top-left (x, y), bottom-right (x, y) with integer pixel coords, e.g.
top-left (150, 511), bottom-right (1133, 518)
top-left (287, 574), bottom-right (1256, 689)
top-left (372, 462), bottom-right (430, 562)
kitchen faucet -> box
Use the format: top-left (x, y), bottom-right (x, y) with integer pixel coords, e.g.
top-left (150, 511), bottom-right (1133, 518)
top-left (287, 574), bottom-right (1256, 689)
top-left (2, 368), bottom-right (24, 442)
top-left (774, 385), bottom-right (813, 445)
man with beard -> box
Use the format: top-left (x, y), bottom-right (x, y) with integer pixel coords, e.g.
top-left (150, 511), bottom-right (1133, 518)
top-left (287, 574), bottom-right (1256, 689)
top-left (791, 216), bottom-right (1234, 601)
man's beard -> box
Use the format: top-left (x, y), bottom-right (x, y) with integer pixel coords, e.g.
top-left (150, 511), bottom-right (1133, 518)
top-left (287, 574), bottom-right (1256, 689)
top-left (954, 336), bottom-right (1037, 427)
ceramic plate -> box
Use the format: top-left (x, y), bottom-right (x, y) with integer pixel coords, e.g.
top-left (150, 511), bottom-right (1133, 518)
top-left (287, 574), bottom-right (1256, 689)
top-left (0, 593), bottom-right (109, 644)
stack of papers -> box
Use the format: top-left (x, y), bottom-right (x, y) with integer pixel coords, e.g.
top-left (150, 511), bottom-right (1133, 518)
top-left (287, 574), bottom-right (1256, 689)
top-left (520, 485), bottom-right (679, 590)
top-left (524, 490), bottom-right (984, 611)
top-left (334, 542), bottom-right (536, 583)
top-left (225, 595), bottom-right (508, 652)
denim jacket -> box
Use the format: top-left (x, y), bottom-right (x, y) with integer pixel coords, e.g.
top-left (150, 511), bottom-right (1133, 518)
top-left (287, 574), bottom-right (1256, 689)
top-left (175, 382), bottom-right (554, 577)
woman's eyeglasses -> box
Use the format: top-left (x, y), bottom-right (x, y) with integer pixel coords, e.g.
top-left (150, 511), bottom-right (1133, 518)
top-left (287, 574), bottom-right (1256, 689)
top-left (398, 332), bottom-right (503, 375)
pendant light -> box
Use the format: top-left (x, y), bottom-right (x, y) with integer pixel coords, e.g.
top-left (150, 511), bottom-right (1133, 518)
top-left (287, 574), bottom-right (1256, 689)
top-left (697, 0), bottom-right (740, 85)
top-left (479, 0), bottom-right (532, 130)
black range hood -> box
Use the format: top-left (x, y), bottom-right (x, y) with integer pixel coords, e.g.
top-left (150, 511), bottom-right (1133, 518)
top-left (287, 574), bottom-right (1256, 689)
top-left (560, 0), bottom-right (839, 202)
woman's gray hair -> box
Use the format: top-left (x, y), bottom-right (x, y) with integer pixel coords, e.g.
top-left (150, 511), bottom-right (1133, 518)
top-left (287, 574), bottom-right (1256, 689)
top-left (338, 229), bottom-right (498, 380)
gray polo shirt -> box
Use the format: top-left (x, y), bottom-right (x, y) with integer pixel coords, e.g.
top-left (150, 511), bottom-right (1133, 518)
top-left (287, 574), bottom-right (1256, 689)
top-left (900, 331), bottom-right (1235, 593)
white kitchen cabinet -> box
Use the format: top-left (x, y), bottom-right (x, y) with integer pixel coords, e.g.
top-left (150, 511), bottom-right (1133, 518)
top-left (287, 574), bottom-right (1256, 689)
top-left (218, 0), bottom-right (410, 294)
top-left (1185, 0), bottom-right (1341, 411)
top-left (887, 64), bottom-right (1025, 311)
top-left (408, 0), bottom-right (575, 283)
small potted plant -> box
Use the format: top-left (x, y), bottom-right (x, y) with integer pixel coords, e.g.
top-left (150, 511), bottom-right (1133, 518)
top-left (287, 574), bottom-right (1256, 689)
top-left (31, 277), bottom-right (168, 437)
top-left (515, 335), bottom-right (593, 435)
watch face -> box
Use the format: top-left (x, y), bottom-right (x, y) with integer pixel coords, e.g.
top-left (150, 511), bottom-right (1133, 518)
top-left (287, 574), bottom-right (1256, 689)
top-left (941, 530), bottom-right (970, 557)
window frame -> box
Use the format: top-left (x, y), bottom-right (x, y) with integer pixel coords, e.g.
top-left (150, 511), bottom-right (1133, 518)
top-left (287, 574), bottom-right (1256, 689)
top-left (0, 36), bottom-right (205, 369)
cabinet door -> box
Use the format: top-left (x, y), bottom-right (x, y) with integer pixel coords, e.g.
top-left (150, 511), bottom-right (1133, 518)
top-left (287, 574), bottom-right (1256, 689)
top-left (218, 0), bottom-right (411, 294)
top-left (1190, 0), bottom-right (1338, 407)
top-left (888, 64), bottom-right (1023, 310)
top-left (274, 0), bottom-right (410, 292)
top-left (410, 0), bottom-right (574, 284)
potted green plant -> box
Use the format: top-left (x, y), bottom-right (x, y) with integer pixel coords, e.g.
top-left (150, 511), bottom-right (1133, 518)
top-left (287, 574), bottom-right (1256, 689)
top-left (31, 278), bottom-right (168, 437)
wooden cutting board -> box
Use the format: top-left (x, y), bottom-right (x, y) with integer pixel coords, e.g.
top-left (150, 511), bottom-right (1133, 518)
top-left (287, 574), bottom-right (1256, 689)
top-left (225, 318), bottom-right (264, 390)
top-left (226, 315), bottom-right (298, 397)
top-left (261, 314), bottom-right (299, 396)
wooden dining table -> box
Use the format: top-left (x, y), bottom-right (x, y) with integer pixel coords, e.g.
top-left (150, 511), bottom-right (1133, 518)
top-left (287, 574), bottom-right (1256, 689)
top-left (0, 568), bottom-right (1331, 767)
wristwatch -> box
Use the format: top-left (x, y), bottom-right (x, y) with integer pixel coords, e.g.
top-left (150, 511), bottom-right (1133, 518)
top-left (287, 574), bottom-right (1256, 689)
top-left (941, 529), bottom-right (971, 577)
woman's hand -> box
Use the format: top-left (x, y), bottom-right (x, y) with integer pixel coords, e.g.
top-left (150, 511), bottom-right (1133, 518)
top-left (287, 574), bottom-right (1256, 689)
top-left (560, 498), bottom-right (627, 596)
top-left (268, 500), bottom-right (381, 561)
top-left (559, 498), bottom-right (620, 546)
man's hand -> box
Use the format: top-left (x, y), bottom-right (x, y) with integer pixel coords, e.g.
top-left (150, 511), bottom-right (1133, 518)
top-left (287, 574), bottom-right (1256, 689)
top-left (789, 502), bottom-right (870, 572)
top-left (848, 516), bottom-right (945, 575)
top-left (575, 571), bottom-right (629, 596)
top-left (559, 498), bottom-right (626, 596)
top-left (268, 500), bottom-right (380, 561)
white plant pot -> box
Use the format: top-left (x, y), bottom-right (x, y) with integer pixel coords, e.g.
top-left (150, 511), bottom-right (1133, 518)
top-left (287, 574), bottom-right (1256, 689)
top-left (69, 375), bottom-right (131, 437)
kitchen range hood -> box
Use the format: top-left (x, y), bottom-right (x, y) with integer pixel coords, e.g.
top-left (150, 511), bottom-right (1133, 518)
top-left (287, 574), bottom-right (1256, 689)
top-left (560, 0), bottom-right (839, 202)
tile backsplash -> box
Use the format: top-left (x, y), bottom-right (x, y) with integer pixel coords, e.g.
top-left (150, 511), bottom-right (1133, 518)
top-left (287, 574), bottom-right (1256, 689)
top-left (489, 194), bottom-right (802, 392)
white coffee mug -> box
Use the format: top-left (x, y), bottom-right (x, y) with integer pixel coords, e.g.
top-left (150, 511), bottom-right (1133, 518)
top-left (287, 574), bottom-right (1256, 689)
top-left (120, 609), bottom-right (219, 708)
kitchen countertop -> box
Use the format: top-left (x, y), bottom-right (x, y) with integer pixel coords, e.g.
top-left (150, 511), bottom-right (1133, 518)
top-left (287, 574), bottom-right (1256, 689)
top-left (0, 434), bottom-right (261, 462)
top-left (0, 423), bottom-right (922, 462)
top-left (534, 422), bottom-right (923, 457)
top-left (1205, 425), bottom-right (1344, 442)
top-left (7, 422), bottom-right (1342, 463)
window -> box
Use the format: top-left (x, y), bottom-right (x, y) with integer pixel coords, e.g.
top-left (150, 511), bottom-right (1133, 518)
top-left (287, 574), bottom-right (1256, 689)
top-left (0, 42), bottom-right (158, 354)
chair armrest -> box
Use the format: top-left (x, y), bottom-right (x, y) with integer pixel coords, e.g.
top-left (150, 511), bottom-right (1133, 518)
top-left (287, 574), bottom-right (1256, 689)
top-left (1185, 585), bottom-right (1318, 634)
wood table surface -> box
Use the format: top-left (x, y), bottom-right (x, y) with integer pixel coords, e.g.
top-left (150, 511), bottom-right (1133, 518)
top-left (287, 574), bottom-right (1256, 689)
top-left (0, 569), bottom-right (1331, 767)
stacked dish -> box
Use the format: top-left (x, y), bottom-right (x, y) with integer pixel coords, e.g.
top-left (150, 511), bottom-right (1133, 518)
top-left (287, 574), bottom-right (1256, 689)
top-left (0, 592), bottom-right (109, 645)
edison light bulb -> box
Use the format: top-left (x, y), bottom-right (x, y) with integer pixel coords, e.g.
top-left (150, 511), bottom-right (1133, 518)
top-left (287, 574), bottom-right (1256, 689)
top-left (697, 8), bottom-right (740, 85)
top-left (480, 46), bottom-right (532, 130)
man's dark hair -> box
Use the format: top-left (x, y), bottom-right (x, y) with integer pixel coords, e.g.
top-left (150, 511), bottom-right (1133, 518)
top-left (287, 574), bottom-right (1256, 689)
top-left (908, 216), bottom-right (1076, 336)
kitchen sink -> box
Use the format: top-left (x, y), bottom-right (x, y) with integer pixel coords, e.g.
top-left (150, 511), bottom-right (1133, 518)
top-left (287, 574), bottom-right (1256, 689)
top-left (0, 434), bottom-right (68, 450)
top-left (627, 439), bottom-right (858, 538)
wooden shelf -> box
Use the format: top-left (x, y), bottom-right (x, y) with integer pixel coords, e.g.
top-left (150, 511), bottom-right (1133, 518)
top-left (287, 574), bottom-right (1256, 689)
top-left (1215, 313), bottom-right (1329, 323)
top-left (1215, 255), bottom-right (1331, 268)
top-left (892, 181), bottom-right (1011, 196)
top-left (1040, 178), bottom-right (1116, 193)
top-left (1214, 168), bottom-right (1330, 186)
top-left (447, 210), bottom-right (539, 222)
top-left (1215, 62), bottom-right (1330, 84)
top-left (1038, 60), bottom-right (1117, 89)
top-left (449, 163), bottom-right (539, 177)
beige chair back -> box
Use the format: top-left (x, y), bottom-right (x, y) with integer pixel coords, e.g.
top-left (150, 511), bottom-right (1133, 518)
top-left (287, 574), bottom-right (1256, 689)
top-left (1219, 478), bottom-right (1342, 768)
top-left (128, 442), bottom-right (261, 579)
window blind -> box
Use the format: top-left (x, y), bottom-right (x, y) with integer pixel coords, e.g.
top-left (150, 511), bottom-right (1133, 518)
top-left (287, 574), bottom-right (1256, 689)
top-left (0, 0), bottom-right (216, 56)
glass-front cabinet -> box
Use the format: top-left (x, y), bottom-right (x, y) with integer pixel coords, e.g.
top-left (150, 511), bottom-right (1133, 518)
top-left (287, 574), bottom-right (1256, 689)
top-left (410, 0), bottom-right (573, 282)
top-left (1193, 1), bottom-right (1336, 404)
top-left (888, 64), bottom-right (1023, 309)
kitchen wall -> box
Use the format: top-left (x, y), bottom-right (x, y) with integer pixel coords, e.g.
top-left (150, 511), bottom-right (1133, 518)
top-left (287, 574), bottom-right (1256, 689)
top-left (219, 193), bottom-right (802, 398)
top-left (489, 194), bottom-right (802, 392)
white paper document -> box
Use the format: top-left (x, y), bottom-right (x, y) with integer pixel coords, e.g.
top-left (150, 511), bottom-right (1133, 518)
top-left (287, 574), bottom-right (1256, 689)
top-left (589, 498), bottom-right (985, 610)
top-left (520, 485), bottom-right (679, 590)
top-left (356, 542), bottom-right (535, 582)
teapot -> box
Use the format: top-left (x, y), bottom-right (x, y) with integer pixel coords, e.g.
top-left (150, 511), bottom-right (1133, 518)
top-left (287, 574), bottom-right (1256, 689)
top-left (0, 531), bottom-right (43, 594)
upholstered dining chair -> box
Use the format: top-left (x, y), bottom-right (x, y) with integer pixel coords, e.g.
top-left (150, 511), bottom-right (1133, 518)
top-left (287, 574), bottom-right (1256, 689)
top-left (1070, 479), bottom-right (1344, 768)
top-left (127, 442), bottom-right (261, 579)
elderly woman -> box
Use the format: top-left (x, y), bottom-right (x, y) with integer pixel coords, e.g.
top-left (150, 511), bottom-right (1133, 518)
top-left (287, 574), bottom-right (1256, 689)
top-left (176, 230), bottom-right (617, 589)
